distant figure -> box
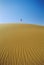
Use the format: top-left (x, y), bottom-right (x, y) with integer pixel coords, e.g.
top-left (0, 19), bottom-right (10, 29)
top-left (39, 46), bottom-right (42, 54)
top-left (20, 18), bottom-right (22, 23)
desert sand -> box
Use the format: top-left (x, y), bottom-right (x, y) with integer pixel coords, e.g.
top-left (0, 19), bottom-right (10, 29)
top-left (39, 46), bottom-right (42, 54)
top-left (0, 24), bottom-right (44, 65)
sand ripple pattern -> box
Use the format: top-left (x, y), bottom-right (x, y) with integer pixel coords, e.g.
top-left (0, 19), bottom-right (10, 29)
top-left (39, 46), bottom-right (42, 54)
top-left (0, 47), bottom-right (44, 65)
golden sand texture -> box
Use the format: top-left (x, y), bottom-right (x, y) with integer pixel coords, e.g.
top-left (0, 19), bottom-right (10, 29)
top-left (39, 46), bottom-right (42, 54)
top-left (0, 24), bottom-right (44, 65)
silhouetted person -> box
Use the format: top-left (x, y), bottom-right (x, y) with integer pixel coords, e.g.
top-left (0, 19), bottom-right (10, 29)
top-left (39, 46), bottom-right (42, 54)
top-left (20, 18), bottom-right (22, 22)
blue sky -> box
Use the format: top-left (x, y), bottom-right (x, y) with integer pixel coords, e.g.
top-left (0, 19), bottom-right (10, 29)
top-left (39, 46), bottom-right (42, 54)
top-left (0, 0), bottom-right (44, 25)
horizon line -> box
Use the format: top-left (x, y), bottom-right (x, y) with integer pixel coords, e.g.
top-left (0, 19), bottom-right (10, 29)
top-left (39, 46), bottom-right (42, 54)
top-left (0, 22), bottom-right (44, 26)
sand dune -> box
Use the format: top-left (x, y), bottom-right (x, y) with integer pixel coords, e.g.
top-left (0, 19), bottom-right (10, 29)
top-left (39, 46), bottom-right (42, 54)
top-left (0, 24), bottom-right (44, 65)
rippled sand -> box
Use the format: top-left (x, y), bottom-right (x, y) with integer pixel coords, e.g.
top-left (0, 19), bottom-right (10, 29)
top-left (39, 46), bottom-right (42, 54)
top-left (0, 24), bottom-right (44, 65)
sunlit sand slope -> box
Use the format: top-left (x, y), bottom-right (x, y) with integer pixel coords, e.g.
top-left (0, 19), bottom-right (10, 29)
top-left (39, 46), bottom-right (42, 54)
top-left (0, 24), bottom-right (44, 65)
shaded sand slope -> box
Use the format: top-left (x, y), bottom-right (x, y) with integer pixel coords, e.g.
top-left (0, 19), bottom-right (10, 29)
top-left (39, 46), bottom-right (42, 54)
top-left (0, 24), bottom-right (44, 65)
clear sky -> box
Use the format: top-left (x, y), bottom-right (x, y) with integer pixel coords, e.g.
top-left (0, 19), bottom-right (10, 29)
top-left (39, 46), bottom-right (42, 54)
top-left (0, 0), bottom-right (44, 25)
